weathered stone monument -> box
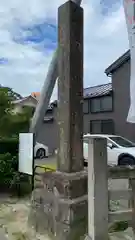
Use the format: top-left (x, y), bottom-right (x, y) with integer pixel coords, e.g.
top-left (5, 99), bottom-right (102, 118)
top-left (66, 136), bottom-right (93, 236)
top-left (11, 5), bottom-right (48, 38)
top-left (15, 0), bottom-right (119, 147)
top-left (52, 1), bottom-right (88, 238)
top-left (29, 1), bottom-right (88, 239)
top-left (57, 0), bottom-right (84, 173)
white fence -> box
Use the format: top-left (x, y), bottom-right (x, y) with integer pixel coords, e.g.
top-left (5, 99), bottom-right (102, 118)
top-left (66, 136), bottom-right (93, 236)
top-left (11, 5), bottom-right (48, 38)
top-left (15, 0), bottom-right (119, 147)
top-left (86, 136), bottom-right (135, 240)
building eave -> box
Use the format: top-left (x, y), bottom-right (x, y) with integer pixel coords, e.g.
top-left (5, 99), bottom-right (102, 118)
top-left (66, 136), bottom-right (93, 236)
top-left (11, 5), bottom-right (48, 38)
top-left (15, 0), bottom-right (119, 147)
top-left (12, 95), bottom-right (38, 104)
top-left (105, 50), bottom-right (130, 76)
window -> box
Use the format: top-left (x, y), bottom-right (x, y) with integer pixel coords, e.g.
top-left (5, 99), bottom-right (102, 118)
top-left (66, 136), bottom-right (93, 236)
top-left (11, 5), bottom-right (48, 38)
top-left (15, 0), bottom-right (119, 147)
top-left (83, 100), bottom-right (89, 114)
top-left (90, 120), bottom-right (101, 134)
top-left (102, 96), bottom-right (112, 111)
top-left (90, 119), bottom-right (114, 134)
top-left (91, 95), bottom-right (113, 113)
top-left (102, 120), bottom-right (114, 134)
top-left (46, 108), bottom-right (53, 114)
top-left (91, 98), bottom-right (101, 113)
top-left (109, 136), bottom-right (135, 148)
top-left (43, 116), bottom-right (54, 122)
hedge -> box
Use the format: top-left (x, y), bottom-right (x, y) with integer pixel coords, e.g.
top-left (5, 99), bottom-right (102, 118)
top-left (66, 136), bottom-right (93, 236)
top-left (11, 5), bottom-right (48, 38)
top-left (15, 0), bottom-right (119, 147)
top-left (0, 137), bottom-right (19, 155)
top-left (0, 152), bottom-right (32, 195)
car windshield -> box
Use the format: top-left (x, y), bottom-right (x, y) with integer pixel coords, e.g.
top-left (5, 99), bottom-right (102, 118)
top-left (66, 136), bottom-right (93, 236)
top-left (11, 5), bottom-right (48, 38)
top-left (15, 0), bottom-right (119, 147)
top-left (109, 136), bottom-right (135, 148)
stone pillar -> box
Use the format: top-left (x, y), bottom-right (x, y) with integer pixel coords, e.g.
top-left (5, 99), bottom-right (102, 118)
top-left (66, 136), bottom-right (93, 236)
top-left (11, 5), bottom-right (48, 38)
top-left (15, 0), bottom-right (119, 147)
top-left (52, 1), bottom-right (88, 239)
top-left (57, 0), bottom-right (84, 173)
top-left (29, 2), bottom-right (88, 239)
top-left (87, 138), bottom-right (108, 240)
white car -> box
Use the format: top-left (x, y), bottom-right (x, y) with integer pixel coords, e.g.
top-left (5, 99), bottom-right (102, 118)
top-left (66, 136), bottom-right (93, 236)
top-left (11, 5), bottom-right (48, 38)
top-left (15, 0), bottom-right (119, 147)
top-left (83, 134), bottom-right (135, 166)
top-left (34, 142), bottom-right (49, 159)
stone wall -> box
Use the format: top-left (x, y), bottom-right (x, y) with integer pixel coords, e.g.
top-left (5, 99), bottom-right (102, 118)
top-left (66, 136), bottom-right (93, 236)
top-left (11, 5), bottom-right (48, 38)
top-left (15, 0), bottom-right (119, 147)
top-left (29, 171), bottom-right (88, 240)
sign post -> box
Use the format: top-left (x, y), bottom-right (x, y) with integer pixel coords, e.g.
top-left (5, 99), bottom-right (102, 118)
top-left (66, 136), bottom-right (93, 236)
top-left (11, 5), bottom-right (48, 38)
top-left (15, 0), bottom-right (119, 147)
top-left (19, 133), bottom-right (35, 191)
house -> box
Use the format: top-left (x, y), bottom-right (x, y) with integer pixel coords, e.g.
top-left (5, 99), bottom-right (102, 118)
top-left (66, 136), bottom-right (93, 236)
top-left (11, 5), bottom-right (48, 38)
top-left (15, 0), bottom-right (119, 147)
top-left (39, 49), bottom-right (135, 153)
top-left (12, 92), bottom-right (58, 153)
top-left (105, 50), bottom-right (135, 142)
top-left (13, 50), bottom-right (135, 154)
top-left (83, 83), bottom-right (113, 134)
top-left (12, 94), bottom-right (37, 114)
top-left (12, 92), bottom-right (57, 120)
top-left (37, 83), bottom-right (115, 154)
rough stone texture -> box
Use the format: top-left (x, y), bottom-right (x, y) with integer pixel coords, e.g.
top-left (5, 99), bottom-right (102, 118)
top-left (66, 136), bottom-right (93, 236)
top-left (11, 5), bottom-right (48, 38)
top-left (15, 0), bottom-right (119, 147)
top-left (55, 220), bottom-right (87, 240)
top-left (29, 2), bottom-right (87, 239)
top-left (29, 171), bottom-right (88, 240)
top-left (54, 3), bottom-right (86, 237)
top-left (29, 188), bottom-right (55, 235)
top-left (42, 170), bottom-right (88, 199)
top-left (57, 0), bottom-right (84, 173)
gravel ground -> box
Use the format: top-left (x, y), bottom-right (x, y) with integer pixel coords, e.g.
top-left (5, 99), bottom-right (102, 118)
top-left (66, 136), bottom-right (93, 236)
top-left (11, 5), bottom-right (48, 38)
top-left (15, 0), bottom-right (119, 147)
top-left (0, 194), bottom-right (51, 240)
top-left (0, 157), bottom-right (133, 240)
top-left (0, 194), bottom-right (134, 240)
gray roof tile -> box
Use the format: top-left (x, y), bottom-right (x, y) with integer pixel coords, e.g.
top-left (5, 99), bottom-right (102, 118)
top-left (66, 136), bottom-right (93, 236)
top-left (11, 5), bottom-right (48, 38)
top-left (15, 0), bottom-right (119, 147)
top-left (83, 83), bottom-right (112, 98)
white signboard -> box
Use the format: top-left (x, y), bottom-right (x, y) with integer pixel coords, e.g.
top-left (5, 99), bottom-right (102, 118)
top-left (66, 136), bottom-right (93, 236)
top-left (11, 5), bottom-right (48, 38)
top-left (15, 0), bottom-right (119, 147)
top-left (19, 133), bottom-right (34, 175)
top-left (123, 0), bottom-right (135, 122)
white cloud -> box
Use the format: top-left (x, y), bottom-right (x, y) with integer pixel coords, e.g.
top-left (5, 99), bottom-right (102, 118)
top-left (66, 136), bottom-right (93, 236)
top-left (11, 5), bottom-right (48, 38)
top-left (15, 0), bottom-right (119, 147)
top-left (82, 0), bottom-right (128, 88)
top-left (0, 0), bottom-right (129, 99)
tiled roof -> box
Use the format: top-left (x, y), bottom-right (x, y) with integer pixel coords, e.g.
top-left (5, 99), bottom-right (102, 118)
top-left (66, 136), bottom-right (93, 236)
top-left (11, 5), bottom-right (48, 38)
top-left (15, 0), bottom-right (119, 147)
top-left (13, 97), bottom-right (28, 104)
top-left (13, 83), bottom-right (112, 106)
top-left (31, 92), bottom-right (40, 100)
top-left (84, 83), bottom-right (112, 98)
top-left (12, 95), bottom-right (37, 104)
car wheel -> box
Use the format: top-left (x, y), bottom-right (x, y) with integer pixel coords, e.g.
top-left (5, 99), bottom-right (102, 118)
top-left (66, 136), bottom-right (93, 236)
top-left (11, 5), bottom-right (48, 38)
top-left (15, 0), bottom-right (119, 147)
top-left (36, 148), bottom-right (46, 159)
top-left (119, 156), bottom-right (135, 166)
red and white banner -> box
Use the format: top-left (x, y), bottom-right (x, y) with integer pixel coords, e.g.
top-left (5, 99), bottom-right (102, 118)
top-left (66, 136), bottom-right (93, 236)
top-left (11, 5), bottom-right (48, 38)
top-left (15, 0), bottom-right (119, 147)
top-left (123, 0), bottom-right (135, 122)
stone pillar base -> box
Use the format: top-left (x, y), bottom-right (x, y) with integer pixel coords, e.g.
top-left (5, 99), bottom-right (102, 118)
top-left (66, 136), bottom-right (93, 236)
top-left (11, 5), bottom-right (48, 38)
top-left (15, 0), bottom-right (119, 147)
top-left (29, 170), bottom-right (88, 240)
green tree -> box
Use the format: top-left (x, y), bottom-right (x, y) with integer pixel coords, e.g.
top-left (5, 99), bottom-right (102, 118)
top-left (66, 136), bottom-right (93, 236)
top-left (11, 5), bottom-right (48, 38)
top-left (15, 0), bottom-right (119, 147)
top-left (0, 87), bottom-right (14, 136)
top-left (0, 86), bottom-right (31, 137)
top-left (0, 85), bottom-right (22, 100)
top-left (10, 108), bottom-right (33, 136)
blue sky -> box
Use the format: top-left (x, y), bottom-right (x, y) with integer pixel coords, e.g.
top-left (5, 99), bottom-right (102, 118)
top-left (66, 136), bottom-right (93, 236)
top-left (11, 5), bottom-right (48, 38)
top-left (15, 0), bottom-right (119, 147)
top-left (0, 0), bottom-right (129, 99)
top-left (100, 0), bottom-right (121, 15)
top-left (13, 21), bottom-right (57, 51)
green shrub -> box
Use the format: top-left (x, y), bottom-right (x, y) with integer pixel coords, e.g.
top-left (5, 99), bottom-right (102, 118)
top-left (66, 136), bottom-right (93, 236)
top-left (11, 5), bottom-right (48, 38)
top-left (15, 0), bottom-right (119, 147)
top-left (109, 200), bottom-right (129, 233)
top-left (0, 137), bottom-right (19, 155)
top-left (0, 152), bottom-right (32, 196)
top-left (0, 153), bottom-right (18, 187)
